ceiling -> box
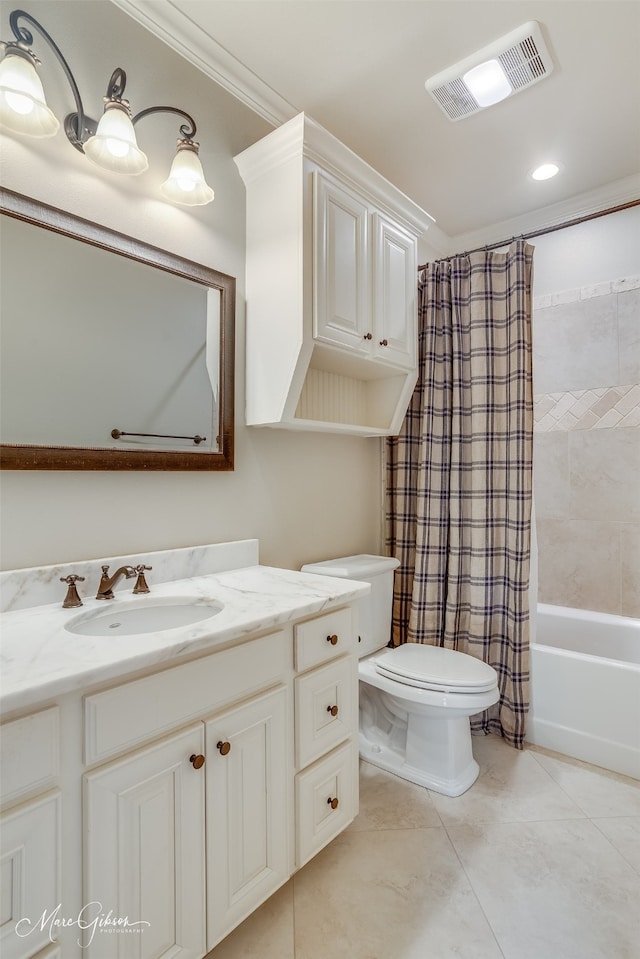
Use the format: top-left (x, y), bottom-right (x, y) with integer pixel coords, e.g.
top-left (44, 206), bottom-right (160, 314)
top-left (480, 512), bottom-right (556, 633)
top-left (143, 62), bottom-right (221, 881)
top-left (115, 0), bottom-right (640, 248)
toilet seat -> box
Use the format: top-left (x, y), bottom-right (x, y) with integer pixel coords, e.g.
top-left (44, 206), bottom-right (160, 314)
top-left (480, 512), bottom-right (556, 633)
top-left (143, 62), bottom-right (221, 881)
top-left (375, 643), bottom-right (498, 694)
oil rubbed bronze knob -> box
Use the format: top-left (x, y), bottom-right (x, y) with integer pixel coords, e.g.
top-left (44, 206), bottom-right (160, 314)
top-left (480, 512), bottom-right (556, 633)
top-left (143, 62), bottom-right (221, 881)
top-left (379, 338), bottom-right (388, 346)
top-left (217, 740), bottom-right (231, 756)
top-left (189, 754), bottom-right (205, 769)
top-left (363, 332), bottom-right (373, 340)
top-left (326, 634), bottom-right (339, 646)
top-left (327, 705), bottom-right (339, 717)
top-left (327, 797), bottom-right (339, 810)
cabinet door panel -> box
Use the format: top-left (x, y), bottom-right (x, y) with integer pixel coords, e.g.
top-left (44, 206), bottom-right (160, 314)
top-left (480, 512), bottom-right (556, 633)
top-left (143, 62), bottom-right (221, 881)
top-left (0, 792), bottom-right (60, 959)
top-left (205, 686), bottom-right (289, 950)
top-left (372, 213), bottom-right (417, 369)
top-left (84, 725), bottom-right (206, 959)
top-left (313, 171), bottom-right (369, 350)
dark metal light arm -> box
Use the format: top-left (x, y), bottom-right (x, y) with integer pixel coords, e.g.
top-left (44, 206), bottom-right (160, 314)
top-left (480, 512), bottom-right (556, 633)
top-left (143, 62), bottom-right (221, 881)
top-left (7, 8), bottom-right (91, 148)
top-left (132, 105), bottom-right (198, 143)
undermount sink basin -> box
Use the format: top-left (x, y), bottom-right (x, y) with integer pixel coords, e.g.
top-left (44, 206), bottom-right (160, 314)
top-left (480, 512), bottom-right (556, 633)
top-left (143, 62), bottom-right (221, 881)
top-left (65, 597), bottom-right (224, 637)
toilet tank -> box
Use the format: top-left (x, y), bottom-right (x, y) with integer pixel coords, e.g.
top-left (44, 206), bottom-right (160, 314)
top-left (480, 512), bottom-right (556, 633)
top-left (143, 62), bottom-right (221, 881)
top-left (301, 555), bottom-right (400, 657)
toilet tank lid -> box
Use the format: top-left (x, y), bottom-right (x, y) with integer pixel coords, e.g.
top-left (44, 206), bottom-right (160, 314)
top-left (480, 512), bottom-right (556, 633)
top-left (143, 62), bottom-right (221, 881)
top-left (302, 554), bottom-right (400, 579)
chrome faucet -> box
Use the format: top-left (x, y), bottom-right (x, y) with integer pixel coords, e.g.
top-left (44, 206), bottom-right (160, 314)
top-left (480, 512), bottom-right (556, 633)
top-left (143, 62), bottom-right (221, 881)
top-left (96, 564), bottom-right (137, 600)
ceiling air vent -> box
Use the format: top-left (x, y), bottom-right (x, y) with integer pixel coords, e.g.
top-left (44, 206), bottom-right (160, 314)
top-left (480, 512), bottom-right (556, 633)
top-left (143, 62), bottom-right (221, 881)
top-left (426, 21), bottom-right (554, 121)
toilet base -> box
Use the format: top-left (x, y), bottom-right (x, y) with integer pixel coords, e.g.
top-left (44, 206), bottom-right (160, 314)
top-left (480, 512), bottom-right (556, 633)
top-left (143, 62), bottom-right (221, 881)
top-left (359, 728), bottom-right (480, 797)
top-left (359, 680), bottom-right (487, 797)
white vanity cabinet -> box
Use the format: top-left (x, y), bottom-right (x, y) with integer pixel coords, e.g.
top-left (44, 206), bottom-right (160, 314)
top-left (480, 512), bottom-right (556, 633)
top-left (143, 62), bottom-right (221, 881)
top-left (0, 708), bottom-right (61, 959)
top-left (82, 630), bottom-right (290, 958)
top-left (0, 549), bottom-right (367, 959)
top-left (235, 112), bottom-right (432, 436)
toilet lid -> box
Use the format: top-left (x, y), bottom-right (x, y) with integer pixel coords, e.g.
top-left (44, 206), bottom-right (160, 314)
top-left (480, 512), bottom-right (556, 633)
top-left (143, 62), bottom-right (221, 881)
top-left (375, 643), bottom-right (498, 693)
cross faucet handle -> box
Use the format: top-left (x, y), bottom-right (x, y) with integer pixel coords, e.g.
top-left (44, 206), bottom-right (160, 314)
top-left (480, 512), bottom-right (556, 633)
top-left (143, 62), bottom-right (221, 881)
top-left (133, 564), bottom-right (152, 594)
top-left (60, 574), bottom-right (85, 609)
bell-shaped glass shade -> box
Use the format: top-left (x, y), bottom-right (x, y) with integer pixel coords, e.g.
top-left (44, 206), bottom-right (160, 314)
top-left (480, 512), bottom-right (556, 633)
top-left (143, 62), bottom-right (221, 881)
top-left (84, 101), bottom-right (148, 175)
top-left (160, 142), bottom-right (214, 206)
top-left (0, 50), bottom-right (59, 137)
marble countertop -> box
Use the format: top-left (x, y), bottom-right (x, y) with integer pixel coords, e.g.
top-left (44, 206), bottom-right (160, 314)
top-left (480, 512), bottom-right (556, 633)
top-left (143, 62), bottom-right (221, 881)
top-left (0, 564), bottom-right (369, 715)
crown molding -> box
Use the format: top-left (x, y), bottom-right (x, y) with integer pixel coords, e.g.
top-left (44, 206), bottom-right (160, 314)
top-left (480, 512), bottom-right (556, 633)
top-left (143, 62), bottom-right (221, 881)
top-left (110, 0), bottom-right (296, 126)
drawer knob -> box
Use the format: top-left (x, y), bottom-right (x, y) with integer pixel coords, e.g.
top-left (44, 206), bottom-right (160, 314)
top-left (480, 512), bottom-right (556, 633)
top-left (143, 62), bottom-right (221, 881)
top-left (326, 634), bottom-right (339, 646)
top-left (327, 796), bottom-right (339, 810)
top-left (327, 704), bottom-right (339, 717)
top-left (189, 753), bottom-right (205, 769)
top-left (379, 338), bottom-right (388, 346)
top-left (363, 332), bottom-right (372, 340)
top-left (217, 740), bottom-right (231, 756)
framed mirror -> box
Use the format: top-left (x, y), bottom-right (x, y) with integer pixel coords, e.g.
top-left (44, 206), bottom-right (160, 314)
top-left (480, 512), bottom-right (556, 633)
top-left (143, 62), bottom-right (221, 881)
top-left (0, 188), bottom-right (235, 470)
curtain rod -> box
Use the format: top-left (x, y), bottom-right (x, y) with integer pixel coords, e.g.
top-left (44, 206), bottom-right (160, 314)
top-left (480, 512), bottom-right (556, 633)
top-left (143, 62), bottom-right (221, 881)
top-left (419, 198), bottom-right (640, 269)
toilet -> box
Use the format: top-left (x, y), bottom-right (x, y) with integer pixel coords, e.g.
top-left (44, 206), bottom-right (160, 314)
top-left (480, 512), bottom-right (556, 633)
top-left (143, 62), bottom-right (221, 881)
top-left (301, 554), bottom-right (499, 797)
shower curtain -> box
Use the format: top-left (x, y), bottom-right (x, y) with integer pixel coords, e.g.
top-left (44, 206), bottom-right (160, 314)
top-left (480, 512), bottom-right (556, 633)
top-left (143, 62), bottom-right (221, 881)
top-left (386, 240), bottom-right (534, 747)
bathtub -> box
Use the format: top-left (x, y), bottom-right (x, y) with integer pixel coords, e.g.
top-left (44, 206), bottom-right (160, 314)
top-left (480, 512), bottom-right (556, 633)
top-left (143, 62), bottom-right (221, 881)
top-left (527, 604), bottom-right (640, 779)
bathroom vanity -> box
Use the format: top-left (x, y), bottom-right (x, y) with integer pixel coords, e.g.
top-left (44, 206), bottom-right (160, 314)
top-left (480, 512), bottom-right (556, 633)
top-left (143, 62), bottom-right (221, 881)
top-left (0, 540), bottom-right (368, 959)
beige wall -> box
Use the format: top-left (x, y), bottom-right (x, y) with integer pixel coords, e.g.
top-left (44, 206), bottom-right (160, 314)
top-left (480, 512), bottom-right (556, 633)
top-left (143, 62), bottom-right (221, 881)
top-left (0, 1), bottom-right (382, 571)
top-left (532, 210), bottom-right (640, 616)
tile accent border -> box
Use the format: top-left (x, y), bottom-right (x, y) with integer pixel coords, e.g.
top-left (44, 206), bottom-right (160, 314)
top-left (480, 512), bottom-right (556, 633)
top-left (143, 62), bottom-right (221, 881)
top-left (533, 274), bottom-right (640, 310)
top-left (534, 384), bottom-right (640, 432)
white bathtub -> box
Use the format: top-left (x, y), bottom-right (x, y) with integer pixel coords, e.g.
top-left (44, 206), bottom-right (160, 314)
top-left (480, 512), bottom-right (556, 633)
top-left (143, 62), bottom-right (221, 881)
top-left (527, 604), bottom-right (640, 779)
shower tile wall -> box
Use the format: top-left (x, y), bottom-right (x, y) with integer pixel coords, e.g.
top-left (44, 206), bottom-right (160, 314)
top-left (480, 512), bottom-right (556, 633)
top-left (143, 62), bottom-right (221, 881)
top-left (533, 278), bottom-right (640, 617)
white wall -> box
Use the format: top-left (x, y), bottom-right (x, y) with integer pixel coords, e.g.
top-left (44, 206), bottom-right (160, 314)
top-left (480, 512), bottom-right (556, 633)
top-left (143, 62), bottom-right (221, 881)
top-left (0, 1), bottom-right (382, 571)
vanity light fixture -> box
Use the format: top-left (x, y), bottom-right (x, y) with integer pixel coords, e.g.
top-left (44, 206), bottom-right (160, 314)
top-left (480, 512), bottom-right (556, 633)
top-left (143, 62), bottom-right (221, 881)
top-left (0, 8), bottom-right (214, 205)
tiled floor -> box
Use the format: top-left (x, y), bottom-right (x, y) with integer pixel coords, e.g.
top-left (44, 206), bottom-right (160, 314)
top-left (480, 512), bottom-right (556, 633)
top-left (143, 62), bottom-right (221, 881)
top-left (209, 735), bottom-right (640, 959)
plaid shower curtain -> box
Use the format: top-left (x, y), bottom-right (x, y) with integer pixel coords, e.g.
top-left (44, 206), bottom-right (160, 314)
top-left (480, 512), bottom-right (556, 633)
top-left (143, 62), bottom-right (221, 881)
top-left (386, 240), bottom-right (534, 747)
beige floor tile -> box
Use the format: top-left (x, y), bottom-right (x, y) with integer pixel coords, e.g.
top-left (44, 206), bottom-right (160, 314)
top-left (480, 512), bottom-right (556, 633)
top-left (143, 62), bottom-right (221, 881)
top-left (530, 748), bottom-right (640, 818)
top-left (592, 817), bottom-right (640, 874)
top-left (292, 827), bottom-right (503, 959)
top-left (348, 759), bottom-right (441, 831)
top-left (448, 819), bottom-right (640, 959)
top-left (428, 735), bottom-right (585, 826)
top-left (209, 881), bottom-right (294, 959)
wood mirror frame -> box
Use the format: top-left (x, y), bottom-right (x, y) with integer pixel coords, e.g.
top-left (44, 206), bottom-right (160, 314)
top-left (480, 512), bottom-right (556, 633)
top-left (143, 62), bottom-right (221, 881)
top-left (0, 188), bottom-right (235, 471)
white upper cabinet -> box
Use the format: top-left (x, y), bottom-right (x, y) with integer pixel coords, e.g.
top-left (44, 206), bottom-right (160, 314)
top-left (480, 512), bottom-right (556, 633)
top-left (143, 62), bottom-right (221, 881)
top-left (235, 113), bottom-right (433, 436)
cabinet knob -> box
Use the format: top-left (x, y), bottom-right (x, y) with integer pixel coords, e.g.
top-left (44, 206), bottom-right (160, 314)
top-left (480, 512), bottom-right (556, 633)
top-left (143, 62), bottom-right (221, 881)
top-left (327, 704), bottom-right (339, 717)
top-left (379, 338), bottom-right (388, 346)
top-left (217, 740), bottom-right (231, 756)
top-left (327, 796), bottom-right (339, 810)
top-left (363, 332), bottom-right (372, 340)
top-left (326, 634), bottom-right (339, 646)
top-left (189, 753), bottom-right (205, 769)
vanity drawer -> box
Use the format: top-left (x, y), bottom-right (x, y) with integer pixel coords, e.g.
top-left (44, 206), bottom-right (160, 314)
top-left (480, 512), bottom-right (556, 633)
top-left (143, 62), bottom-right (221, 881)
top-left (295, 656), bottom-right (356, 768)
top-left (295, 740), bottom-right (358, 868)
top-left (0, 707), bottom-right (60, 806)
top-left (294, 607), bottom-right (354, 672)
top-left (84, 630), bottom-right (289, 765)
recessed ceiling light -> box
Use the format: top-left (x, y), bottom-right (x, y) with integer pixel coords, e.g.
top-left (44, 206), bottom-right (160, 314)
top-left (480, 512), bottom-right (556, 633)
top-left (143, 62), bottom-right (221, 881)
top-left (531, 163), bottom-right (560, 181)
top-left (462, 60), bottom-right (512, 108)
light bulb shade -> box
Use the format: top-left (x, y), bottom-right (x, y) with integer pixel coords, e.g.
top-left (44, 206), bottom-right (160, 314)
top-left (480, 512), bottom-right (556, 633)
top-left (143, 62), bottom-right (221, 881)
top-left (0, 50), bottom-right (59, 137)
top-left (160, 142), bottom-right (214, 206)
top-left (83, 101), bottom-right (148, 175)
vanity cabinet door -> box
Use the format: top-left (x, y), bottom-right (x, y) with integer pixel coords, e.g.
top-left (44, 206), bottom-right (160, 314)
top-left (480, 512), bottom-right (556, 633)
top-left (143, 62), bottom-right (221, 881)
top-left (84, 725), bottom-right (206, 959)
top-left (313, 170), bottom-right (370, 352)
top-left (205, 686), bottom-right (289, 952)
